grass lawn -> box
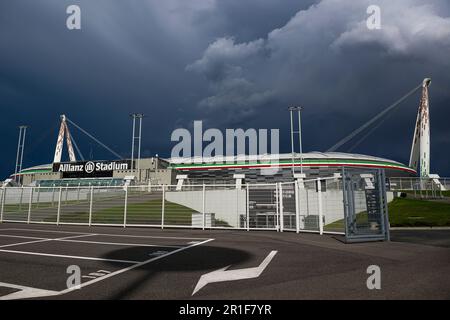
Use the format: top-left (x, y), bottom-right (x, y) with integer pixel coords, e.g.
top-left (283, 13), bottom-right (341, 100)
top-left (399, 190), bottom-right (450, 197)
top-left (3, 200), bottom-right (89, 214)
top-left (325, 197), bottom-right (450, 230)
top-left (324, 220), bottom-right (345, 232)
top-left (54, 199), bottom-right (194, 224)
top-left (51, 198), bottom-right (231, 227)
top-left (388, 197), bottom-right (450, 227)
top-left (324, 211), bottom-right (368, 232)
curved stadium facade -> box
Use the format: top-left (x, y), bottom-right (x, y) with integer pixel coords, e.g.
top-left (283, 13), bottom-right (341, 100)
top-left (13, 152), bottom-right (415, 186)
top-left (169, 152), bottom-right (415, 184)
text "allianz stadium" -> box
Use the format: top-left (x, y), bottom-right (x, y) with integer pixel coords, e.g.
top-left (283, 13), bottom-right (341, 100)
top-left (58, 162), bottom-right (129, 173)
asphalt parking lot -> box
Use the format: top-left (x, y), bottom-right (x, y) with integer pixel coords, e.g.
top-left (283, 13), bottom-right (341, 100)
top-left (391, 229), bottom-right (450, 248)
top-left (0, 223), bottom-right (449, 299)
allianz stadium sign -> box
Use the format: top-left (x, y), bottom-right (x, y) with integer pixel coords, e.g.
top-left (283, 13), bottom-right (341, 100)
top-left (53, 160), bottom-right (132, 178)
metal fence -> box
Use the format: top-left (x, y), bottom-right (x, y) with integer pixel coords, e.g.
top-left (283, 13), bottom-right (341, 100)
top-left (0, 176), bottom-right (376, 236)
top-left (387, 177), bottom-right (449, 192)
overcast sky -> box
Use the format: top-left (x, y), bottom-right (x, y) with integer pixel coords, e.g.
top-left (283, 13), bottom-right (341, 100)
top-left (0, 0), bottom-right (449, 179)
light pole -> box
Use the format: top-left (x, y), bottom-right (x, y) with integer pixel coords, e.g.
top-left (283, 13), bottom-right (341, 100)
top-left (298, 107), bottom-right (304, 175)
top-left (14, 125), bottom-right (28, 184)
top-left (288, 106), bottom-right (303, 175)
top-left (130, 113), bottom-right (144, 182)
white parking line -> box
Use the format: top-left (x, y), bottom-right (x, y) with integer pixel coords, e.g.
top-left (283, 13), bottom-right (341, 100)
top-left (2, 227), bottom-right (208, 240)
top-left (0, 249), bottom-right (140, 264)
top-left (0, 234), bottom-right (46, 240)
top-left (0, 282), bottom-right (59, 300)
top-left (57, 238), bottom-right (215, 296)
top-left (0, 234), bottom-right (97, 249)
top-left (0, 233), bottom-right (184, 249)
top-left (0, 226), bottom-right (215, 300)
top-left (0, 237), bottom-right (214, 300)
top-left (57, 239), bottom-right (183, 249)
top-left (0, 228), bottom-right (91, 236)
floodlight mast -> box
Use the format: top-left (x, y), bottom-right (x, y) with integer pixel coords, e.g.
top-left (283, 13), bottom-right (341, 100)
top-left (130, 113), bottom-right (144, 182)
top-left (14, 125), bottom-right (28, 184)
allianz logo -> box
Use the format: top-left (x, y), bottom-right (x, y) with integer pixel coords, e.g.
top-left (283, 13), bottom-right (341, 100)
top-left (58, 161), bottom-right (129, 173)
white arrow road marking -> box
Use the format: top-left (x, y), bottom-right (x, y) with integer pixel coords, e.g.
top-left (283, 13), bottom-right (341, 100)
top-left (192, 250), bottom-right (278, 295)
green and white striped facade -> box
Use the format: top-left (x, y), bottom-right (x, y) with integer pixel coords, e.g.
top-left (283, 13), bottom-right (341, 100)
top-left (169, 152), bottom-right (415, 183)
top-left (13, 152), bottom-right (415, 186)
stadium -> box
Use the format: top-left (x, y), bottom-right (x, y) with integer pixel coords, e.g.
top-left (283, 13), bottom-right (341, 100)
top-left (10, 151), bottom-right (415, 188)
top-left (3, 78), bottom-right (435, 189)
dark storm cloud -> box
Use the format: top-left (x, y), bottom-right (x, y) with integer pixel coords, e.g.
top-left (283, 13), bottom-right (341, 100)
top-left (186, 0), bottom-right (450, 173)
top-left (188, 0), bottom-right (450, 116)
top-left (0, 0), bottom-right (449, 179)
top-left (0, 0), bottom-right (312, 178)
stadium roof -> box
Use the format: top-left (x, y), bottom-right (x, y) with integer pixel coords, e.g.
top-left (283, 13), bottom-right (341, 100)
top-left (169, 152), bottom-right (406, 165)
top-left (169, 152), bottom-right (416, 174)
top-left (14, 152), bottom-right (416, 176)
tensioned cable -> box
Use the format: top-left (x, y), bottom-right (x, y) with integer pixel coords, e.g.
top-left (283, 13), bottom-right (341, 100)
top-left (66, 117), bottom-right (123, 160)
top-left (327, 82), bottom-right (423, 152)
top-left (347, 113), bottom-right (391, 153)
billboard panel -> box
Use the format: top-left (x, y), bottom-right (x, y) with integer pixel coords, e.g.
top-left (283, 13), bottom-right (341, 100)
top-left (52, 160), bottom-right (132, 178)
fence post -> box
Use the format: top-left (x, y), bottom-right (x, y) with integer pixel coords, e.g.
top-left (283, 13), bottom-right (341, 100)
top-left (380, 170), bottom-right (391, 241)
top-left (19, 186), bottom-right (24, 212)
top-left (57, 187), bottom-right (62, 226)
top-left (123, 186), bottom-right (128, 228)
top-left (51, 184), bottom-right (55, 207)
top-left (27, 187), bottom-right (33, 224)
top-left (295, 180), bottom-right (300, 233)
top-left (88, 186), bottom-right (93, 226)
top-left (1, 188), bottom-right (6, 222)
top-left (431, 181), bottom-right (435, 199)
top-left (275, 183), bottom-right (279, 231)
top-left (161, 185), bottom-right (165, 229)
top-left (246, 183), bottom-right (250, 231)
top-left (202, 183), bottom-right (206, 230)
top-left (317, 179), bottom-right (324, 235)
top-left (279, 183), bottom-right (284, 232)
top-left (36, 186), bottom-right (40, 208)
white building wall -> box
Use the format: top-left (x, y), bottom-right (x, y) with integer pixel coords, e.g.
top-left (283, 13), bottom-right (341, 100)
top-left (166, 189), bottom-right (246, 227)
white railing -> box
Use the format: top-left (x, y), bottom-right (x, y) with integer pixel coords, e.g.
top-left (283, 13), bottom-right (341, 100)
top-left (386, 177), bottom-right (449, 199)
top-left (0, 178), bottom-right (355, 235)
